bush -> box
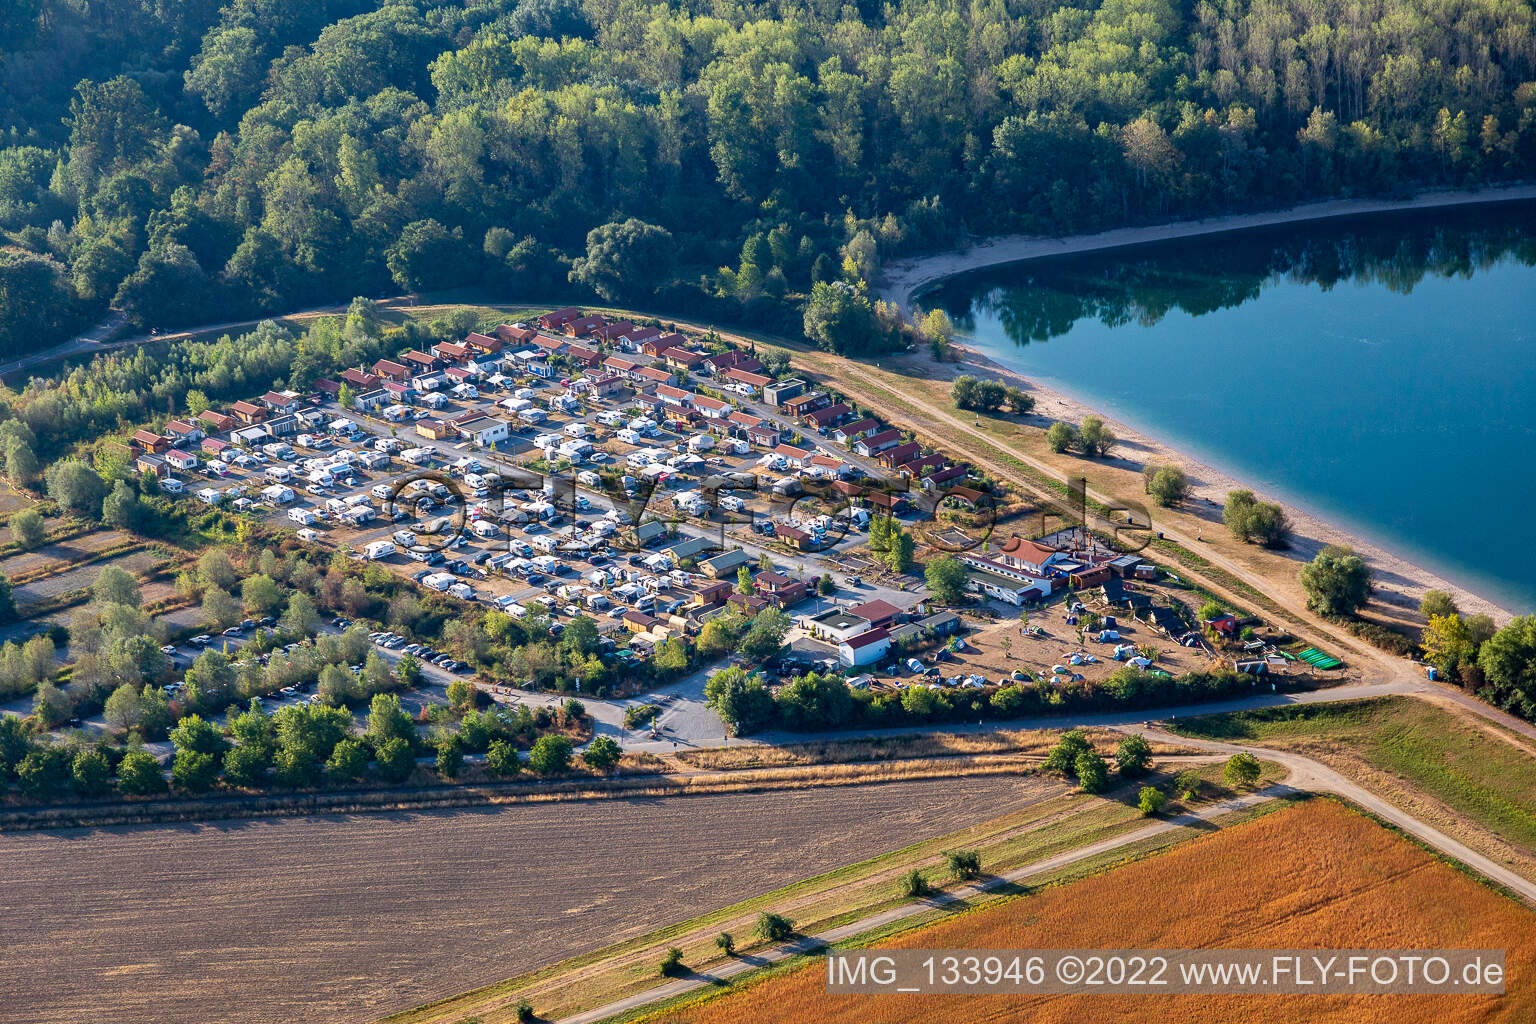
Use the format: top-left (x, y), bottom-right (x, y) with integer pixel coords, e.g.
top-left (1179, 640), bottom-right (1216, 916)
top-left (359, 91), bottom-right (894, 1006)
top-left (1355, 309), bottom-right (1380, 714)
top-left (1223, 752), bottom-right (1262, 787)
top-left (528, 734), bottom-right (573, 775)
top-left (486, 739), bottom-right (520, 776)
top-left (117, 749), bottom-right (167, 795)
top-left (1074, 749), bottom-right (1109, 793)
top-left (754, 911), bottom-right (794, 943)
top-left (583, 735), bottom-right (622, 773)
top-left (716, 932), bottom-right (736, 956)
top-left (1173, 768), bottom-right (1203, 801)
top-left (375, 737), bottom-right (415, 784)
top-left (659, 947), bottom-right (686, 977)
top-left (1114, 733), bottom-right (1153, 776)
top-left (900, 867), bottom-right (932, 898)
top-left (1043, 729), bottom-right (1092, 775)
top-left (943, 848), bottom-right (982, 881)
top-left (1045, 421), bottom-right (1076, 453)
top-left (1137, 785), bottom-right (1167, 816)
top-left (514, 1000), bottom-right (535, 1024)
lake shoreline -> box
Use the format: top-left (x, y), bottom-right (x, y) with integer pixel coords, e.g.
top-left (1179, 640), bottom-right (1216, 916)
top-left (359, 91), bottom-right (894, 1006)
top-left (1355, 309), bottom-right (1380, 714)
top-left (899, 339), bottom-right (1515, 624)
top-left (878, 182), bottom-right (1536, 312)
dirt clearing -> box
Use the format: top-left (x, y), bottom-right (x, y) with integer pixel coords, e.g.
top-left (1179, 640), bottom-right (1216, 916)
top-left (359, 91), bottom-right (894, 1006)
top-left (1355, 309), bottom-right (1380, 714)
top-left (0, 774), bottom-right (1045, 1024)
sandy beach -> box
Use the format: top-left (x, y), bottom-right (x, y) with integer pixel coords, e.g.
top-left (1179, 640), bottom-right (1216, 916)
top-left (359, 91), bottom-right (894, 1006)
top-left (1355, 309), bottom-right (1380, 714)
top-left (905, 338), bottom-right (1514, 624)
top-left (878, 183), bottom-right (1536, 312)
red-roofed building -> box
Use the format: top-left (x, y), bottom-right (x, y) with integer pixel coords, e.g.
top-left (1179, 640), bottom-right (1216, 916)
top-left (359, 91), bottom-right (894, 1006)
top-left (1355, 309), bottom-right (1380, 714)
top-left (877, 441), bottom-right (922, 468)
top-left (693, 395), bottom-right (728, 418)
top-left (582, 374), bottom-right (624, 398)
top-left (704, 350), bottom-right (764, 375)
top-left (846, 599), bottom-right (904, 629)
top-left (922, 465), bottom-right (969, 492)
top-left (538, 307), bottom-right (581, 331)
top-left (432, 341), bottom-right (471, 362)
top-left (833, 418), bottom-right (879, 444)
top-left (373, 358), bottom-right (409, 380)
top-left (341, 368), bottom-right (379, 389)
top-left (401, 350), bottom-right (439, 370)
top-left (466, 331), bottom-right (504, 354)
top-left (775, 524), bottom-right (812, 550)
top-left (655, 384), bottom-right (693, 407)
top-left (621, 325), bottom-right (662, 351)
top-left (746, 423), bottom-right (780, 447)
top-left (564, 315), bottom-right (606, 337)
top-left (997, 536), bottom-right (1063, 576)
top-left (783, 391), bottom-right (830, 417)
top-left (164, 419), bottom-right (202, 444)
top-left (261, 390), bottom-right (300, 412)
top-left (495, 324), bottom-right (537, 347)
top-left (231, 400), bottom-right (266, 424)
top-left (199, 409), bottom-right (236, 432)
top-left (564, 345), bottom-right (602, 367)
top-left (838, 627), bottom-right (891, 667)
top-left (132, 429), bottom-right (169, 453)
top-left (804, 402), bottom-right (851, 429)
top-left (591, 320), bottom-right (634, 343)
top-left (662, 347), bottom-right (706, 371)
top-left (756, 572), bottom-right (809, 608)
top-left (854, 428), bottom-right (903, 456)
top-left (634, 365), bottom-right (676, 386)
top-left (727, 410), bottom-right (762, 430)
top-left (533, 335), bottom-right (569, 356)
top-left (723, 368), bottom-right (772, 391)
top-left (899, 453), bottom-right (947, 478)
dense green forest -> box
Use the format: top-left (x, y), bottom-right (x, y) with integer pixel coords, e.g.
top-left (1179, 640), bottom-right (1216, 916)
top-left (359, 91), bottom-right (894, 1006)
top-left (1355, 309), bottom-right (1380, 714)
top-left (2, 0), bottom-right (1535, 358)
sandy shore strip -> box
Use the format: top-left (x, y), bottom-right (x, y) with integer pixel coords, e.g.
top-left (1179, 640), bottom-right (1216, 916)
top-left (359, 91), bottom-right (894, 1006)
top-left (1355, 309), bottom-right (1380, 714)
top-left (878, 183), bottom-right (1536, 311)
top-left (891, 340), bottom-right (1514, 624)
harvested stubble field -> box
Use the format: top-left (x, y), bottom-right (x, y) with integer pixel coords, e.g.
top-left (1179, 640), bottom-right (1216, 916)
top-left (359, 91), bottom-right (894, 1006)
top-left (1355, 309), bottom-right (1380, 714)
top-left (0, 774), bottom-right (1051, 1024)
top-left (654, 799), bottom-right (1536, 1024)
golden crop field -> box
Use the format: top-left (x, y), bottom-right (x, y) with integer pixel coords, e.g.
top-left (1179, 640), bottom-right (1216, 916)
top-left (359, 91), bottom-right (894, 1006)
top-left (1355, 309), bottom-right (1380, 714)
top-left (657, 799), bottom-right (1536, 1024)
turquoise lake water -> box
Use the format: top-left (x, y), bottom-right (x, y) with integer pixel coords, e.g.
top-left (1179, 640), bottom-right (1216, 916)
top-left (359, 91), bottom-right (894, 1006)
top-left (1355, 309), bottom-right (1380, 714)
top-left (921, 204), bottom-right (1536, 613)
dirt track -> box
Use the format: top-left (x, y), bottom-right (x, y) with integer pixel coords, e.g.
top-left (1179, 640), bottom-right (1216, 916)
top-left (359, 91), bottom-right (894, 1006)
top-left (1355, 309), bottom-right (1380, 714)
top-left (0, 775), bottom-right (1048, 1024)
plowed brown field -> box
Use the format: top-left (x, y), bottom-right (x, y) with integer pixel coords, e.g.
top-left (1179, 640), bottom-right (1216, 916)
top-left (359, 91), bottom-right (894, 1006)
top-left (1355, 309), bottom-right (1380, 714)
top-left (656, 799), bottom-right (1536, 1024)
top-left (0, 774), bottom-right (1050, 1024)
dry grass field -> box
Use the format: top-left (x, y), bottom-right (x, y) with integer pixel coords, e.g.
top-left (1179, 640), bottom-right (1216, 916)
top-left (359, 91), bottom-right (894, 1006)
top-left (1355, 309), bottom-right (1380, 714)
top-left (0, 528), bottom-right (136, 579)
top-left (0, 774), bottom-right (1049, 1024)
top-left (656, 799), bottom-right (1536, 1024)
top-left (10, 546), bottom-right (163, 609)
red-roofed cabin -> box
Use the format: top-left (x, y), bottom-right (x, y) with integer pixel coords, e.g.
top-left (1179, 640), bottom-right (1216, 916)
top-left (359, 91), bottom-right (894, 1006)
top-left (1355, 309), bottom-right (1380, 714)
top-left (564, 315), bottom-right (606, 337)
top-left (538, 307), bottom-right (581, 331)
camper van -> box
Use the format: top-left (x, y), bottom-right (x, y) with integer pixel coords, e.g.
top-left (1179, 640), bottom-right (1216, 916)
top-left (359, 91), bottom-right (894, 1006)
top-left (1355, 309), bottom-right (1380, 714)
top-left (401, 447), bottom-right (434, 465)
top-left (296, 528), bottom-right (321, 543)
top-left (289, 507), bottom-right (318, 525)
top-left (159, 477), bottom-right (184, 495)
top-left (265, 466), bottom-right (293, 483)
top-left (363, 540), bottom-right (397, 561)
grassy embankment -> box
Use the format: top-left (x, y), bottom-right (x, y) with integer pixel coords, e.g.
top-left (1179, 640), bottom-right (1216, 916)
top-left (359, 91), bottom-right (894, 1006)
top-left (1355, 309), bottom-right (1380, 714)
top-left (1170, 695), bottom-right (1536, 879)
top-left (383, 759), bottom-right (1284, 1024)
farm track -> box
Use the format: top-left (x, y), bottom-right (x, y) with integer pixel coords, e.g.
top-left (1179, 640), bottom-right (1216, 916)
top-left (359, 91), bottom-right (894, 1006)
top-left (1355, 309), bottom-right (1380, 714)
top-left (0, 774), bottom-right (1047, 1024)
